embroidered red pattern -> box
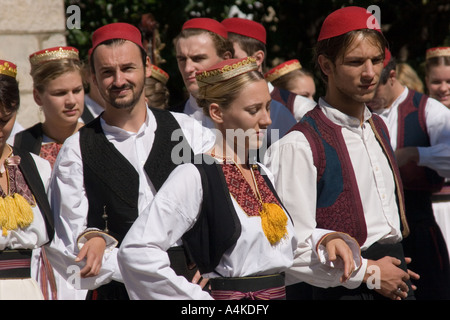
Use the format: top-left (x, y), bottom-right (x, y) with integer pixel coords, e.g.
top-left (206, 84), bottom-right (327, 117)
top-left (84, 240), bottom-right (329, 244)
top-left (0, 163), bottom-right (36, 206)
top-left (40, 143), bottom-right (62, 169)
top-left (221, 163), bottom-right (281, 216)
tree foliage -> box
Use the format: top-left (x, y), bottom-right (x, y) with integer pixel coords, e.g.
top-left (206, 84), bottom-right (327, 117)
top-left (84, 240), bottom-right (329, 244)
top-left (65, 0), bottom-right (450, 104)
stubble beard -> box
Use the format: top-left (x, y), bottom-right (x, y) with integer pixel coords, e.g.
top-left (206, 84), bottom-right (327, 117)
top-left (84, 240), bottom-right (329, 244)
top-left (106, 83), bottom-right (144, 110)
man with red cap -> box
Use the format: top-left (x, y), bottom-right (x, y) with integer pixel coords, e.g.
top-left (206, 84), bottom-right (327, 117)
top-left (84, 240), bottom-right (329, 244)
top-left (265, 6), bottom-right (419, 300)
top-left (170, 17), bottom-right (234, 129)
top-left (45, 22), bottom-right (215, 300)
top-left (173, 17), bottom-right (294, 150)
top-left (368, 52), bottom-right (450, 299)
top-left (222, 17), bottom-right (316, 123)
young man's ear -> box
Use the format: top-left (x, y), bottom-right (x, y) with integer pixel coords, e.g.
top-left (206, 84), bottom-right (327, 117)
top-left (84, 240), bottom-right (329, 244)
top-left (253, 50), bottom-right (265, 69)
top-left (145, 56), bottom-right (152, 78)
top-left (318, 55), bottom-right (334, 77)
top-left (209, 103), bottom-right (224, 124)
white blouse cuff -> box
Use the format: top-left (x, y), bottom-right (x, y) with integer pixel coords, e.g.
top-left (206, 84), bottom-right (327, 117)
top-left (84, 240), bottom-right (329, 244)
top-left (77, 228), bottom-right (118, 253)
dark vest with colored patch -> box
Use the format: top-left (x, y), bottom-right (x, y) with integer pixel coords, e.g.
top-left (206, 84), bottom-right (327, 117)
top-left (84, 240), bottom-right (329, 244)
top-left (270, 87), bottom-right (296, 115)
top-left (397, 89), bottom-right (444, 193)
top-left (79, 108), bottom-right (193, 244)
top-left (289, 106), bottom-right (408, 245)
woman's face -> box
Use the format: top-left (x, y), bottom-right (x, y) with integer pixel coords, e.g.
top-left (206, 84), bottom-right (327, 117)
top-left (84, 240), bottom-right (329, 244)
top-left (34, 70), bottom-right (84, 126)
top-left (0, 108), bottom-right (16, 151)
top-left (217, 79), bottom-right (272, 152)
top-left (426, 64), bottom-right (450, 108)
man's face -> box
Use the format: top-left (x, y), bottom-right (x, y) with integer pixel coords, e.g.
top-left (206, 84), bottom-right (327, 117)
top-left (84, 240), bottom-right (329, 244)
top-left (176, 33), bottom-right (224, 97)
top-left (92, 41), bottom-right (150, 110)
top-left (325, 34), bottom-right (385, 106)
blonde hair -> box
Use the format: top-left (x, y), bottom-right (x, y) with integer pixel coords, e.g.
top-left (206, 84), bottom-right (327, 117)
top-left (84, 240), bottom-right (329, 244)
top-left (31, 58), bottom-right (83, 93)
top-left (396, 62), bottom-right (424, 93)
top-left (144, 76), bottom-right (170, 109)
top-left (196, 70), bottom-right (264, 116)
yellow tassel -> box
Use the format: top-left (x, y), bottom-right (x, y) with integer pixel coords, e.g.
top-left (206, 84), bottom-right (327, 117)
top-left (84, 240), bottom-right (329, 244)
top-left (13, 194), bottom-right (34, 228)
top-left (0, 194), bottom-right (34, 236)
top-left (259, 202), bottom-right (288, 245)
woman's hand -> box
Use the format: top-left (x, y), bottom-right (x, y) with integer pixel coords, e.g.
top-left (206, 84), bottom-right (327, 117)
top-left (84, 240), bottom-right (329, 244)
top-left (321, 233), bottom-right (356, 283)
top-left (75, 235), bottom-right (107, 278)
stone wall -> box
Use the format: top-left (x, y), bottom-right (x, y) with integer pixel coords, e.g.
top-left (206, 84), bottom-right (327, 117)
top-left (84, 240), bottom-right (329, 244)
top-left (0, 0), bottom-right (67, 129)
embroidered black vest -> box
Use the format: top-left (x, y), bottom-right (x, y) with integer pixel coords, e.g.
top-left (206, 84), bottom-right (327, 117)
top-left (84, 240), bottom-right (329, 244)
top-left (13, 123), bottom-right (44, 156)
top-left (12, 146), bottom-right (54, 241)
top-left (289, 106), bottom-right (408, 245)
top-left (397, 89), bottom-right (444, 192)
top-left (79, 108), bottom-right (193, 244)
top-left (182, 155), bottom-right (289, 274)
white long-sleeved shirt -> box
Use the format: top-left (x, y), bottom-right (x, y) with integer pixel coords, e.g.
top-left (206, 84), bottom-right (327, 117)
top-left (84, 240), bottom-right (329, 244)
top-left (44, 109), bottom-right (216, 291)
top-left (373, 87), bottom-right (450, 178)
top-left (264, 98), bottom-right (403, 288)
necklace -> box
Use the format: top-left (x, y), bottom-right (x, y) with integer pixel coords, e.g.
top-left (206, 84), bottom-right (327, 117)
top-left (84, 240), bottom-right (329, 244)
top-left (209, 151), bottom-right (288, 245)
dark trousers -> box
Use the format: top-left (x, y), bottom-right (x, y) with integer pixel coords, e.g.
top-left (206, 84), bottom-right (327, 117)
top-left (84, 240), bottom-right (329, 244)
top-left (402, 190), bottom-right (450, 300)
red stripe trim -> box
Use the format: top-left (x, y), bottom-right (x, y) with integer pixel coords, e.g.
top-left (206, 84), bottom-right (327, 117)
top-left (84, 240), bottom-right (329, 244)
top-left (0, 259), bottom-right (30, 270)
top-left (211, 286), bottom-right (286, 300)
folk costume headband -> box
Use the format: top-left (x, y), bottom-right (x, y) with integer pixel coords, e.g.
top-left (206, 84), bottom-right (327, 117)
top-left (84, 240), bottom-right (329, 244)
top-left (182, 18), bottom-right (228, 39)
top-left (150, 65), bottom-right (169, 84)
top-left (91, 22), bottom-right (145, 51)
top-left (426, 47), bottom-right (450, 60)
top-left (29, 46), bottom-right (79, 66)
top-left (317, 6), bottom-right (381, 41)
top-left (195, 57), bottom-right (258, 88)
top-left (264, 59), bottom-right (302, 83)
top-left (221, 18), bottom-right (266, 44)
top-left (0, 60), bottom-right (17, 78)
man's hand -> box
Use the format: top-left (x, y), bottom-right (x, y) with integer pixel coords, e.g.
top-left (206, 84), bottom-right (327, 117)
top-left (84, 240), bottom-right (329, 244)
top-left (75, 235), bottom-right (107, 278)
top-left (365, 256), bottom-right (410, 300)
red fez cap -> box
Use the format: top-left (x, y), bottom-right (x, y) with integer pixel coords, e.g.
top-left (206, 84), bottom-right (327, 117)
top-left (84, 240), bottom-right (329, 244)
top-left (318, 6), bottom-right (381, 41)
top-left (426, 47), bottom-right (450, 60)
top-left (29, 46), bottom-right (79, 66)
top-left (182, 18), bottom-right (228, 39)
top-left (221, 18), bottom-right (266, 44)
top-left (264, 59), bottom-right (302, 82)
top-left (0, 60), bottom-right (17, 79)
top-left (91, 22), bottom-right (144, 51)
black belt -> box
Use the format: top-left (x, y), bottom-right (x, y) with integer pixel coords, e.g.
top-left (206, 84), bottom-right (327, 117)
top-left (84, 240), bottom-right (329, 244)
top-left (209, 273), bottom-right (286, 300)
top-left (0, 249), bottom-right (32, 279)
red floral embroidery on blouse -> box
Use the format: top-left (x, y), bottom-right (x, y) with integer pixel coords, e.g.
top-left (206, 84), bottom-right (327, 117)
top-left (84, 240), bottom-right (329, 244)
top-left (0, 160), bottom-right (36, 206)
top-left (40, 143), bottom-right (62, 169)
top-left (221, 163), bottom-right (281, 216)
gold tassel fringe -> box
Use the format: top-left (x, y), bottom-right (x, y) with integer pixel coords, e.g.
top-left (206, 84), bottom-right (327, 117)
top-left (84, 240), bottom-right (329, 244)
top-left (259, 202), bottom-right (288, 245)
top-left (0, 194), bottom-right (34, 236)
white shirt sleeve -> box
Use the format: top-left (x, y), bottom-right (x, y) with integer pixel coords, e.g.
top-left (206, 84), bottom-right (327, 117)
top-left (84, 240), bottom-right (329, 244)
top-left (118, 163), bottom-right (213, 300)
top-left (418, 97), bottom-right (450, 178)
